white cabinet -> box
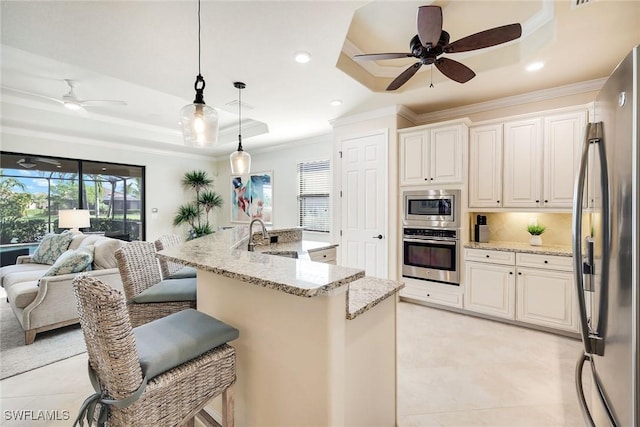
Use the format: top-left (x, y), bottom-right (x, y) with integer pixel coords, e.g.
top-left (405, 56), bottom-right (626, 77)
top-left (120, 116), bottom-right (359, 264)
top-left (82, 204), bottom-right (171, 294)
top-left (468, 108), bottom-right (587, 210)
top-left (400, 277), bottom-right (463, 309)
top-left (543, 111), bottom-right (587, 208)
top-left (469, 124), bottom-right (503, 208)
top-left (463, 249), bottom-right (578, 333)
top-left (515, 253), bottom-right (577, 332)
top-left (464, 261), bottom-right (515, 319)
top-left (464, 248), bottom-right (516, 319)
top-left (400, 121), bottom-right (467, 186)
top-left (308, 247), bottom-right (337, 264)
top-left (503, 118), bottom-right (543, 208)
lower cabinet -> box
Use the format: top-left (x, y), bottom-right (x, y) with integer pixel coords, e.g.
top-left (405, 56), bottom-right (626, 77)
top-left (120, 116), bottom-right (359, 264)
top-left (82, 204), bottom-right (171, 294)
top-left (463, 249), bottom-right (578, 333)
top-left (308, 247), bottom-right (337, 264)
top-left (515, 266), bottom-right (577, 332)
top-left (464, 262), bottom-right (515, 319)
top-left (400, 277), bottom-right (463, 309)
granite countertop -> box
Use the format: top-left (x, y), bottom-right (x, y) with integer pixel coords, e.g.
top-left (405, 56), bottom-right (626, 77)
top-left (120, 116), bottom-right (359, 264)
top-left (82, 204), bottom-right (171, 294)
top-left (157, 227), bottom-right (364, 298)
top-left (346, 277), bottom-right (405, 320)
top-left (464, 241), bottom-right (573, 257)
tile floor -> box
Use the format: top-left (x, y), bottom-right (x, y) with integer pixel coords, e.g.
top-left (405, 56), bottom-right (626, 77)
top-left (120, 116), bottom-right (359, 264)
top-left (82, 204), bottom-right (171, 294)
top-left (0, 301), bottom-right (586, 426)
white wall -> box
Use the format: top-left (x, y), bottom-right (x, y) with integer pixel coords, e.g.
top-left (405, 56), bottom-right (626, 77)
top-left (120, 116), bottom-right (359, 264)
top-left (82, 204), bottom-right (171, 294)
top-left (215, 134), bottom-right (333, 239)
top-left (1, 132), bottom-right (218, 242)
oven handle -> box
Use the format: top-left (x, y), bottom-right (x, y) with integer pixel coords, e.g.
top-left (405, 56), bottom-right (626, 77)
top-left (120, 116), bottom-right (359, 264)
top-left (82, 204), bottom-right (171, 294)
top-left (403, 238), bottom-right (457, 246)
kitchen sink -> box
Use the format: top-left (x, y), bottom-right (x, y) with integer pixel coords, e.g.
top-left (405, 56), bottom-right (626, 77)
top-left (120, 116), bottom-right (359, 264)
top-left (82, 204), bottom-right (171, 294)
top-left (262, 250), bottom-right (299, 259)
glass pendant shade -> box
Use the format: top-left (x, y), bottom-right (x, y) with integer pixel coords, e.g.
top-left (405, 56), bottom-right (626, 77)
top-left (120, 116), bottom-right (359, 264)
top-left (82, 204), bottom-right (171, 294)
top-left (230, 145), bottom-right (251, 175)
top-left (180, 101), bottom-right (218, 147)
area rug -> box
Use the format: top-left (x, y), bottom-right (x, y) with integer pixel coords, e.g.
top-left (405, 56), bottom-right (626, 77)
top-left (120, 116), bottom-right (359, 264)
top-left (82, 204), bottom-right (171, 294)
top-left (0, 288), bottom-right (86, 379)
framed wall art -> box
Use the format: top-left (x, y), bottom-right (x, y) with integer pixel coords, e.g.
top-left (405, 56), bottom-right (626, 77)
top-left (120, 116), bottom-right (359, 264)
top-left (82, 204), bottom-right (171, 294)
top-left (230, 171), bottom-right (273, 224)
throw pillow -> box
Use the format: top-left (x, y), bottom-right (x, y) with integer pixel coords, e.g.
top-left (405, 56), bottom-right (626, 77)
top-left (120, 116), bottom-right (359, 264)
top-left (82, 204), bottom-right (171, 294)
top-left (31, 233), bottom-right (74, 265)
top-left (41, 246), bottom-right (94, 277)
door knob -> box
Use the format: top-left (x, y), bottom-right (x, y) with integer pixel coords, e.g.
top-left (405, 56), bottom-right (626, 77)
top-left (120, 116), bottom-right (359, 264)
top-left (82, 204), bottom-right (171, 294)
top-left (372, 234), bottom-right (383, 239)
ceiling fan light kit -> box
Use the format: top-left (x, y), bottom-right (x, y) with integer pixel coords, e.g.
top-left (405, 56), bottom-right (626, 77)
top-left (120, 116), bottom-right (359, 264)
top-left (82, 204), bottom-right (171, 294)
top-left (354, 5), bottom-right (522, 91)
top-left (180, 0), bottom-right (219, 147)
top-left (230, 81), bottom-right (251, 175)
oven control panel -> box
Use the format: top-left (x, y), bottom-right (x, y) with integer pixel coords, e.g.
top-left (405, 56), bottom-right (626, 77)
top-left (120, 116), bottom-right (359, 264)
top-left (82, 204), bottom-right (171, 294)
top-left (403, 228), bottom-right (458, 239)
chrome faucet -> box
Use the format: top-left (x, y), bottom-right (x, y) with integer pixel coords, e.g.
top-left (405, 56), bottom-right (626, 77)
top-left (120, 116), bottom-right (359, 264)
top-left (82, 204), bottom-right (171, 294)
top-left (247, 218), bottom-right (269, 251)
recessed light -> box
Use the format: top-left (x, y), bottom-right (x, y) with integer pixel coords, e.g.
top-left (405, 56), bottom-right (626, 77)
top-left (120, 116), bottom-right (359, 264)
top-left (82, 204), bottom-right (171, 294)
top-left (525, 61), bottom-right (544, 72)
top-left (329, 99), bottom-right (342, 107)
top-left (294, 51), bottom-right (311, 64)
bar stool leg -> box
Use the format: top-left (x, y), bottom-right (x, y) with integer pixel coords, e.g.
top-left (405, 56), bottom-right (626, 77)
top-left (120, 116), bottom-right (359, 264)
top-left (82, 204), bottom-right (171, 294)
top-left (222, 385), bottom-right (235, 427)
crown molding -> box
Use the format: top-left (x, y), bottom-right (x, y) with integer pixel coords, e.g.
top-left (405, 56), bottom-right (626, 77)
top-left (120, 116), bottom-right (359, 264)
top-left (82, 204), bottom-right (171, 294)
top-left (331, 105), bottom-right (410, 128)
top-left (414, 78), bottom-right (605, 124)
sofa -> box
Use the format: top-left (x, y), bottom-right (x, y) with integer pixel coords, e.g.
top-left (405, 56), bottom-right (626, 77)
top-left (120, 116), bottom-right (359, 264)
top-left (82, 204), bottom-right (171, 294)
top-left (0, 232), bottom-right (126, 344)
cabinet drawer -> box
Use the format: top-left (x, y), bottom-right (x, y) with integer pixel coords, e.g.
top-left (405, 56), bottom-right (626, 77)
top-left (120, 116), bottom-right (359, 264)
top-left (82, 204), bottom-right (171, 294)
top-left (308, 247), bottom-right (336, 263)
top-left (400, 283), bottom-right (463, 308)
top-left (465, 249), bottom-right (515, 265)
top-left (516, 253), bottom-right (573, 271)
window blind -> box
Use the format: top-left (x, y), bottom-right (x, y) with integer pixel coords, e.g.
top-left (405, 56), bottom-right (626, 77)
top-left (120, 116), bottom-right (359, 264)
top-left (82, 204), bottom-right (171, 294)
top-left (297, 160), bottom-right (330, 233)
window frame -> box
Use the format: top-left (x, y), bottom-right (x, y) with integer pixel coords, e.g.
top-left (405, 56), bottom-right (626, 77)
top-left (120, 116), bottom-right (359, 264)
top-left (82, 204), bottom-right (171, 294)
top-left (297, 159), bottom-right (331, 233)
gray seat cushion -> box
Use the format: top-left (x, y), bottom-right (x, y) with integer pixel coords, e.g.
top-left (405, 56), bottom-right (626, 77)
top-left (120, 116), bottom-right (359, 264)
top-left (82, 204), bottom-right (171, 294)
top-left (133, 308), bottom-right (239, 380)
top-left (169, 266), bottom-right (197, 279)
top-left (130, 278), bottom-right (196, 304)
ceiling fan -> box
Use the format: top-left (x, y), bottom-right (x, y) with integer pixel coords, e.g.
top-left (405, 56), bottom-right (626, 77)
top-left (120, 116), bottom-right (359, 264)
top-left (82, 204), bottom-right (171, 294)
top-left (3, 79), bottom-right (127, 111)
top-left (353, 6), bottom-right (522, 90)
top-left (17, 157), bottom-right (61, 169)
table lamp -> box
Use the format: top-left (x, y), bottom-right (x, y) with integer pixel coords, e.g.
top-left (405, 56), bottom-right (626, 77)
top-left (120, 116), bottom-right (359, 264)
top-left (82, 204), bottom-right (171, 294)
top-left (58, 209), bottom-right (90, 233)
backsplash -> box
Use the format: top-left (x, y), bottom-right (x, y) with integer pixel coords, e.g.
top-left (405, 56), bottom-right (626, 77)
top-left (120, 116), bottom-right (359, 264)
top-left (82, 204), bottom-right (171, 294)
top-left (468, 213), bottom-right (574, 246)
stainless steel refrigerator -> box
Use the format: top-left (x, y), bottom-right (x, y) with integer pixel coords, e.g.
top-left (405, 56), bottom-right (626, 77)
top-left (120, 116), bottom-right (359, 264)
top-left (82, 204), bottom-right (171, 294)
top-left (573, 45), bottom-right (639, 427)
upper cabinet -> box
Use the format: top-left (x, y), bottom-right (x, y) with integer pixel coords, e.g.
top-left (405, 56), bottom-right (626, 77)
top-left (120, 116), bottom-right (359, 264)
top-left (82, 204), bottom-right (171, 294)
top-left (468, 107), bottom-right (588, 210)
top-left (469, 124), bottom-right (503, 208)
top-left (400, 121), bottom-right (468, 186)
top-left (503, 117), bottom-right (543, 208)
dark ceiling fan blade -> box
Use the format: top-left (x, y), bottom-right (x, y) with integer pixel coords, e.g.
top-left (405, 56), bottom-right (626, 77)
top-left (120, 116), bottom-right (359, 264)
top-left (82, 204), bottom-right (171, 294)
top-left (417, 5), bottom-right (443, 48)
top-left (435, 58), bottom-right (476, 83)
top-left (386, 62), bottom-right (422, 91)
top-left (353, 53), bottom-right (413, 61)
top-left (444, 23), bottom-right (522, 53)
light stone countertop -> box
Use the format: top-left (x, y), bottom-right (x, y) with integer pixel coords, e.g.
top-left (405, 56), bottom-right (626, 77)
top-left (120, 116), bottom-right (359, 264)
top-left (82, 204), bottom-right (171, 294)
top-left (157, 226), bottom-right (364, 298)
top-left (464, 241), bottom-right (573, 257)
top-left (347, 277), bottom-right (405, 320)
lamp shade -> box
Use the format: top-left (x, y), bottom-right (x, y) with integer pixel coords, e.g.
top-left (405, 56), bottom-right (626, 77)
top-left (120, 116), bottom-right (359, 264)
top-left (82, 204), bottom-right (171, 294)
top-left (58, 209), bottom-right (90, 230)
top-left (180, 102), bottom-right (219, 147)
top-left (230, 149), bottom-right (251, 175)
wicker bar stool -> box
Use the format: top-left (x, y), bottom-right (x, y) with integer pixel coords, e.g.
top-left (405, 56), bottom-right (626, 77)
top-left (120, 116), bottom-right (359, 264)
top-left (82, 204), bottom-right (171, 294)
top-left (115, 241), bottom-right (196, 327)
top-left (154, 234), bottom-right (197, 280)
top-left (72, 274), bottom-right (237, 427)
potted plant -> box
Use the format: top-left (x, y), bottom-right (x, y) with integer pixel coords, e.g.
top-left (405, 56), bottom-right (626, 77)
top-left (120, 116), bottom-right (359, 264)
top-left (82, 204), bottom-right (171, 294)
top-left (173, 170), bottom-right (223, 240)
top-left (527, 223), bottom-right (546, 246)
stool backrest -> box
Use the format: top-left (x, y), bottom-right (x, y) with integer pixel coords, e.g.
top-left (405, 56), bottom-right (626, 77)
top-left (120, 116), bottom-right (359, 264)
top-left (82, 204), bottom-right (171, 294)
top-left (154, 234), bottom-right (183, 278)
top-left (72, 274), bottom-right (143, 400)
top-left (115, 241), bottom-right (162, 301)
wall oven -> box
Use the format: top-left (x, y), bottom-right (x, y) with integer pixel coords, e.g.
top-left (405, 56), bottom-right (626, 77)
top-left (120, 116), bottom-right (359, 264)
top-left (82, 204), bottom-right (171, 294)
top-left (402, 227), bottom-right (460, 285)
top-left (403, 189), bottom-right (460, 228)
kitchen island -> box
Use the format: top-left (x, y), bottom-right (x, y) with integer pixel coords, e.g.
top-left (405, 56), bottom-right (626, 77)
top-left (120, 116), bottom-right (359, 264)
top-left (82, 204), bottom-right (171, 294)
top-left (157, 227), bottom-right (403, 426)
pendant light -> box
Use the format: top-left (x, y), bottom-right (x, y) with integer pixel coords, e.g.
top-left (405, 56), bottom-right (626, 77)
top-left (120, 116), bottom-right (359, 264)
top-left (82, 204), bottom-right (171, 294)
top-left (230, 81), bottom-right (251, 174)
top-left (180, 0), bottom-right (218, 147)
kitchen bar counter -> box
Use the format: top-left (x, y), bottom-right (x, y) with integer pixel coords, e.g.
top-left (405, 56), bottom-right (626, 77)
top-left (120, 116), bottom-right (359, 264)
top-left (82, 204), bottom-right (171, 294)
top-left (464, 241), bottom-right (572, 256)
top-left (157, 226), bottom-right (401, 426)
top-left (157, 227), bottom-right (363, 297)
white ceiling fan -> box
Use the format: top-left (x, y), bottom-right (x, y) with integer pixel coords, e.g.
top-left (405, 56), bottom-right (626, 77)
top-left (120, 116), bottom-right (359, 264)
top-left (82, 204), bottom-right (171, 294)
top-left (3, 79), bottom-right (127, 111)
top-left (17, 157), bottom-right (61, 169)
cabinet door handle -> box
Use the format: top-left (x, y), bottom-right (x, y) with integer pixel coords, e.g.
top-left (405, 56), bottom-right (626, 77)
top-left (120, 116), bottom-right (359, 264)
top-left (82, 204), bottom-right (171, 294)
top-left (496, 200), bottom-right (500, 203)
top-left (544, 200), bottom-right (548, 203)
top-left (486, 254), bottom-right (490, 258)
top-left (544, 260), bottom-right (548, 264)
top-left (536, 200), bottom-right (540, 203)
top-left (509, 271), bottom-right (513, 275)
top-left (518, 272), bottom-right (522, 275)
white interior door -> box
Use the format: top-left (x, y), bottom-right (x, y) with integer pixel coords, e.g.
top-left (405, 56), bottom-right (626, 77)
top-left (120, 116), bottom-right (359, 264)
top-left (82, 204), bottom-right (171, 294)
top-left (340, 130), bottom-right (388, 278)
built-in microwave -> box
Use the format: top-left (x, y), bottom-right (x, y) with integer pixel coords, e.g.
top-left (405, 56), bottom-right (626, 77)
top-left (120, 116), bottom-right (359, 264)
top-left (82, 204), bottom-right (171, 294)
top-left (402, 189), bottom-right (460, 228)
